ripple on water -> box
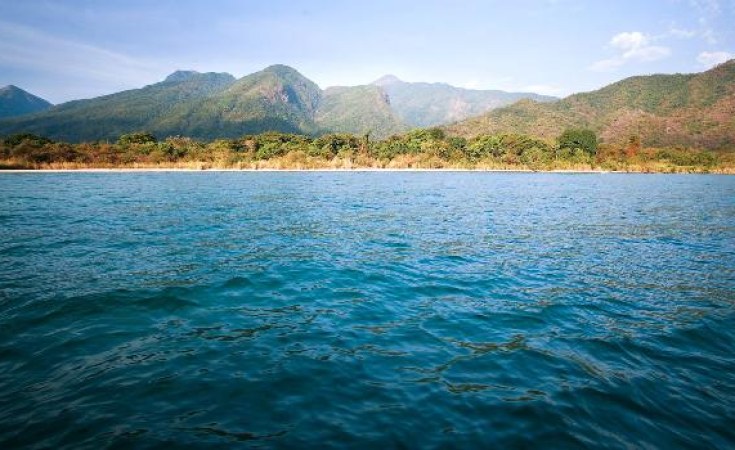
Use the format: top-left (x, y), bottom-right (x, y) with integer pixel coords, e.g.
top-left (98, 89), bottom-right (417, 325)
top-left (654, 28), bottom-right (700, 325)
top-left (1, 172), bottom-right (734, 448)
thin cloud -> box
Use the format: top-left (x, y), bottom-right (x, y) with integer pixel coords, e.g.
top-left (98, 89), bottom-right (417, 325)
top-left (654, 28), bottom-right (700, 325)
top-left (0, 20), bottom-right (166, 99)
top-left (589, 31), bottom-right (671, 72)
top-left (689, 0), bottom-right (722, 14)
top-left (688, 1), bottom-right (725, 44)
top-left (667, 26), bottom-right (697, 39)
top-left (697, 50), bottom-right (734, 67)
top-left (696, 17), bottom-right (718, 44)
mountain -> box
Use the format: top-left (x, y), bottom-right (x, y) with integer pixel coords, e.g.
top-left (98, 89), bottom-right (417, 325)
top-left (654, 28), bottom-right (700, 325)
top-left (446, 60), bottom-right (735, 149)
top-left (154, 65), bottom-right (322, 139)
top-left (0, 71), bottom-right (236, 142)
top-left (0, 65), bottom-right (407, 141)
top-left (0, 85), bottom-right (52, 119)
top-left (315, 85), bottom-right (407, 137)
top-left (160, 66), bottom-right (409, 139)
top-left (5, 63), bottom-right (730, 147)
top-left (371, 75), bottom-right (557, 128)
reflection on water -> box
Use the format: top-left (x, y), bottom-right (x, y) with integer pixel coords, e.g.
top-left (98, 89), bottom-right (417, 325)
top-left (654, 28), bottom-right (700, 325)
top-left (0, 172), bottom-right (734, 448)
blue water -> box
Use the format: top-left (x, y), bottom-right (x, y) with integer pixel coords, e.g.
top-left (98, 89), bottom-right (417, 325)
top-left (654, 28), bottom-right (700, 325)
top-left (1, 172), bottom-right (734, 449)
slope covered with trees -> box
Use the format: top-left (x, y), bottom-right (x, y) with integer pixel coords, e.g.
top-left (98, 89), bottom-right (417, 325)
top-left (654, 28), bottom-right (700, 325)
top-left (155, 65), bottom-right (323, 139)
top-left (2, 62), bottom-right (733, 149)
top-left (0, 71), bottom-right (236, 141)
top-left (446, 60), bottom-right (735, 149)
top-left (0, 85), bottom-right (52, 119)
top-left (0, 66), bottom-right (411, 141)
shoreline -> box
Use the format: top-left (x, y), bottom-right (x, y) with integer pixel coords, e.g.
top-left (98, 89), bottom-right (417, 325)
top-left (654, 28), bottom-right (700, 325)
top-left (0, 167), bottom-right (732, 174)
top-left (0, 168), bottom-right (566, 173)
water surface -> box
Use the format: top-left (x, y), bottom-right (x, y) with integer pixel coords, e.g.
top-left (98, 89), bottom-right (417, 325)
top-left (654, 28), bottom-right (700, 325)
top-left (1, 172), bottom-right (734, 448)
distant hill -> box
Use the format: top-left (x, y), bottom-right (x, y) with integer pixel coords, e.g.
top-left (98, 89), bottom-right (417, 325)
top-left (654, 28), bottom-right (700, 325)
top-left (445, 60), bottom-right (735, 149)
top-left (316, 85), bottom-right (407, 137)
top-left (372, 75), bottom-right (557, 127)
top-left (0, 71), bottom-right (236, 142)
top-left (0, 85), bottom-right (52, 119)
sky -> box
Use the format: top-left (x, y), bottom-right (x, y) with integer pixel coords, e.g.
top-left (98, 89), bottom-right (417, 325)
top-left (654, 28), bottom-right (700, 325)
top-left (0, 0), bottom-right (733, 104)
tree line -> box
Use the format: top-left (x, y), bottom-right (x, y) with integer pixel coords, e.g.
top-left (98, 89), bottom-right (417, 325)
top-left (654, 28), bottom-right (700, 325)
top-left (0, 128), bottom-right (727, 172)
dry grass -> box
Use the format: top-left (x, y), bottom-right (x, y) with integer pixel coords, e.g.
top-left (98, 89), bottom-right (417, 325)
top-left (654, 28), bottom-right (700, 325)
top-left (2, 154), bottom-right (733, 173)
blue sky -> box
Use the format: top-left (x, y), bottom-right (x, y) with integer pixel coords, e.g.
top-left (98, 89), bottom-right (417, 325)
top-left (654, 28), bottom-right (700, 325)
top-left (1, 0), bottom-right (733, 103)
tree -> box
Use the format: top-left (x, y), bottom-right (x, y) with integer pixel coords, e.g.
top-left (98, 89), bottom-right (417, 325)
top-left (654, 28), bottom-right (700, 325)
top-left (361, 132), bottom-right (371, 156)
top-left (3, 133), bottom-right (53, 147)
top-left (466, 135), bottom-right (504, 161)
top-left (557, 128), bottom-right (597, 155)
top-left (313, 133), bottom-right (360, 158)
top-left (118, 132), bottom-right (157, 145)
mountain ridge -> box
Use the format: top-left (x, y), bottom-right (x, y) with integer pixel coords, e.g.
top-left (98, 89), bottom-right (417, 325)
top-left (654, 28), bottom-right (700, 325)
top-left (0, 66), bottom-right (557, 141)
top-left (445, 60), bottom-right (735, 149)
top-left (0, 85), bottom-right (53, 119)
top-left (0, 66), bottom-right (414, 141)
top-left (2, 62), bottom-right (732, 148)
top-left (0, 72), bottom-right (236, 142)
top-left (369, 75), bottom-right (557, 127)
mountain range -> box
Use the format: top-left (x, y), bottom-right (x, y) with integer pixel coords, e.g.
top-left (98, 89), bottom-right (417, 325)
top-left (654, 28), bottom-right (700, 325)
top-left (445, 59), bottom-right (735, 149)
top-left (1, 61), bottom-right (734, 149)
top-left (372, 75), bottom-right (555, 127)
top-left (0, 65), bottom-right (555, 142)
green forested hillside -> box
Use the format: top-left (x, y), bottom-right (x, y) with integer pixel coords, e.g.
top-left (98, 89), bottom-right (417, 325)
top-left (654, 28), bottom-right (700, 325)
top-left (0, 71), bottom-right (236, 141)
top-left (372, 75), bottom-right (557, 127)
top-left (2, 62), bottom-right (733, 148)
top-left (154, 65), bottom-right (323, 139)
top-left (315, 85), bottom-right (408, 138)
top-left (0, 85), bottom-right (52, 119)
top-left (0, 66), bottom-right (408, 141)
top-left (446, 60), bottom-right (735, 149)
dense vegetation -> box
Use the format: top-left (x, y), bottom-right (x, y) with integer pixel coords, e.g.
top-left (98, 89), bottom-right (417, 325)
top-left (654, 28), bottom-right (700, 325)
top-left (1, 128), bottom-right (730, 173)
top-left (446, 59), bottom-right (735, 150)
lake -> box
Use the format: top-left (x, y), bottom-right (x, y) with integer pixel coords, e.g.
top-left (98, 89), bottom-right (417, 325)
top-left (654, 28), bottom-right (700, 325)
top-left (1, 172), bottom-right (734, 448)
